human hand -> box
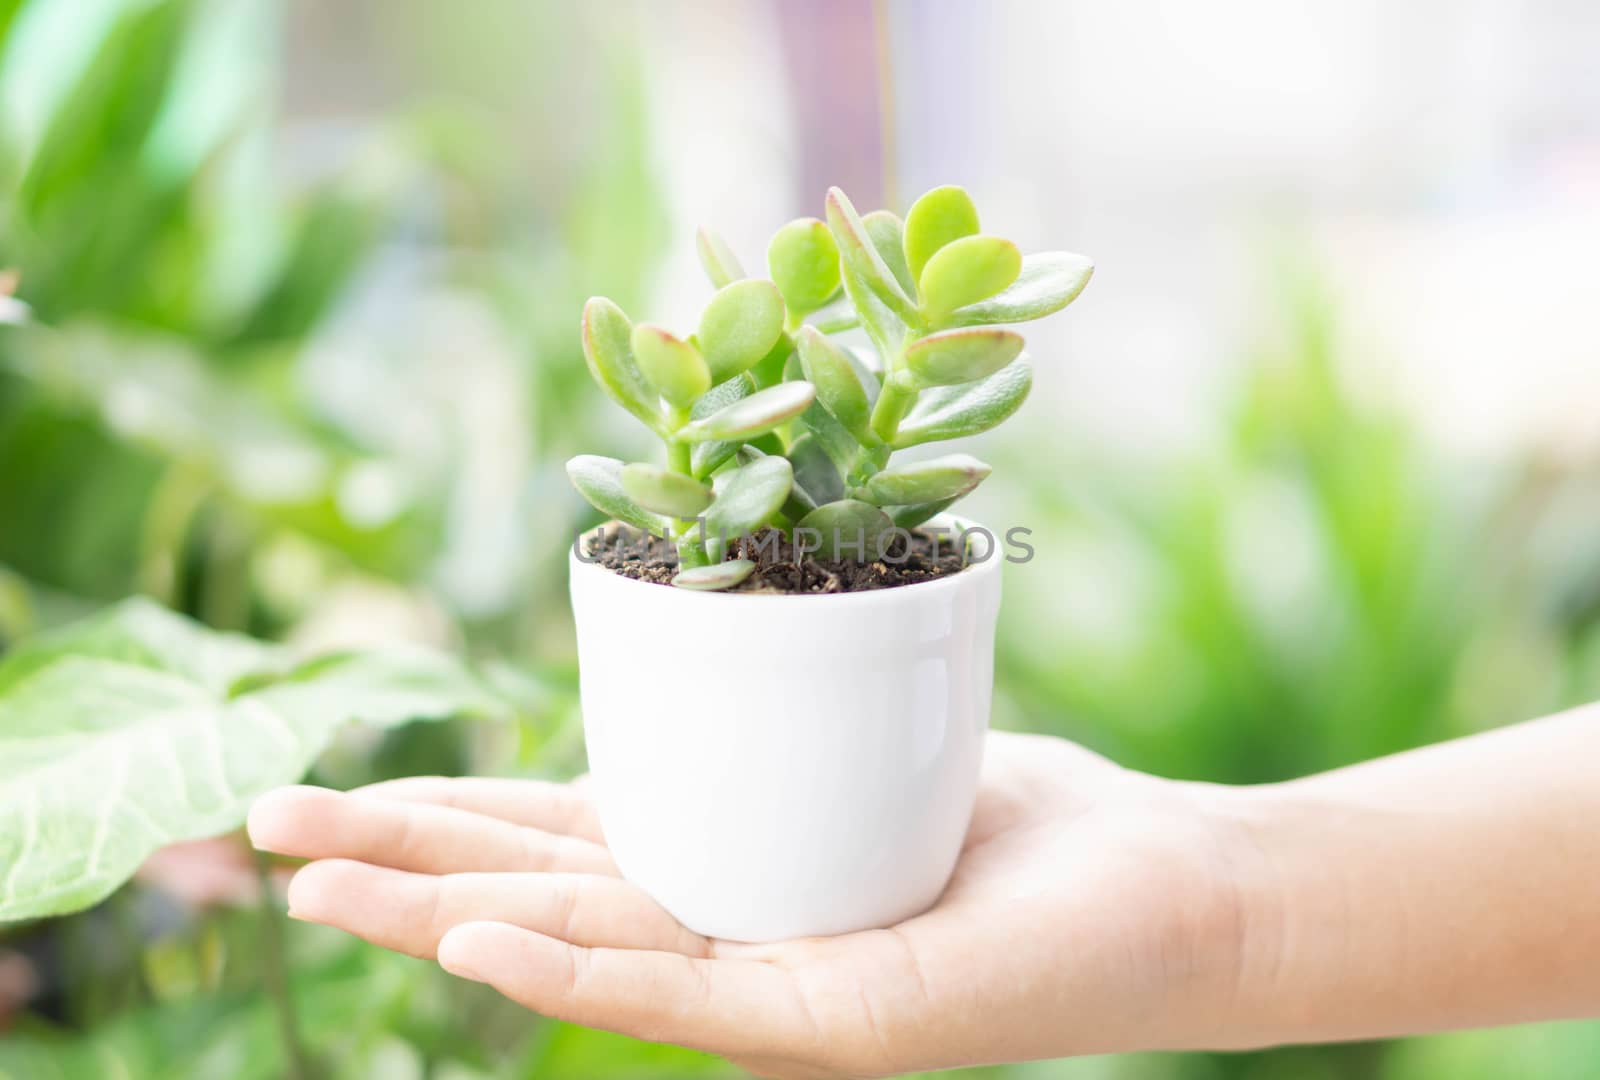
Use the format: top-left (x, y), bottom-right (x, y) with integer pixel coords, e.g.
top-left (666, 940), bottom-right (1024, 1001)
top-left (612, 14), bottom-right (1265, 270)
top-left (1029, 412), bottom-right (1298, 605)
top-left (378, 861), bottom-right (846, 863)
top-left (247, 732), bottom-right (1259, 1078)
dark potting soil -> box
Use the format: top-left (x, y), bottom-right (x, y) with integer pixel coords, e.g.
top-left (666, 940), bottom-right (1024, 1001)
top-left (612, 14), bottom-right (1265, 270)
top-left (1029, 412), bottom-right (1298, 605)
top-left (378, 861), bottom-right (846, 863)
top-left (583, 524), bottom-right (972, 594)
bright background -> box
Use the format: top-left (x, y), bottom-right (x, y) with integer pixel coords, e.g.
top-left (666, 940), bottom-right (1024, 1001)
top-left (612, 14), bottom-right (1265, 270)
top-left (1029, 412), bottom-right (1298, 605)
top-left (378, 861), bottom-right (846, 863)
top-left (3, 0), bottom-right (1600, 1076)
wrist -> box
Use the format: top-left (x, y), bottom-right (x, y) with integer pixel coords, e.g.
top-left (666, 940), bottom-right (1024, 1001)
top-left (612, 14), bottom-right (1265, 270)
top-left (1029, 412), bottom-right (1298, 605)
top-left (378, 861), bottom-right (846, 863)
top-left (1166, 778), bottom-right (1301, 1051)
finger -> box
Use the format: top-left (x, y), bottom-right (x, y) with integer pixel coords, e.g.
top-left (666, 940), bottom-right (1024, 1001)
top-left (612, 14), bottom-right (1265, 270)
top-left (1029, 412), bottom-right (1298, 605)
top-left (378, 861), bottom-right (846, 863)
top-left (351, 775), bottom-right (605, 843)
top-left (248, 786), bottom-right (616, 876)
top-left (436, 922), bottom-right (814, 1060)
top-left (286, 860), bottom-right (709, 959)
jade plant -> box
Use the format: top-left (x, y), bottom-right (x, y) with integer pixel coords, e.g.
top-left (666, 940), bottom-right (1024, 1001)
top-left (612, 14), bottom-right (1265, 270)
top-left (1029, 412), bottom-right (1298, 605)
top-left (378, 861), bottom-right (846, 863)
top-left (568, 184), bottom-right (1093, 590)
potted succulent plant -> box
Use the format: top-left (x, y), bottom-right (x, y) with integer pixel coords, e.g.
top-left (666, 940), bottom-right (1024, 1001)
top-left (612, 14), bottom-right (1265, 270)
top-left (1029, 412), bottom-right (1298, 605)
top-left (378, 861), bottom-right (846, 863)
top-left (567, 185), bottom-right (1092, 942)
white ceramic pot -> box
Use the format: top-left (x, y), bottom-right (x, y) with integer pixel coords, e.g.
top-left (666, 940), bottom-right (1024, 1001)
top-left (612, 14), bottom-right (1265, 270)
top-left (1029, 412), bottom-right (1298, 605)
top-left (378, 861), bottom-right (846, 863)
top-left (568, 518), bottom-right (1003, 943)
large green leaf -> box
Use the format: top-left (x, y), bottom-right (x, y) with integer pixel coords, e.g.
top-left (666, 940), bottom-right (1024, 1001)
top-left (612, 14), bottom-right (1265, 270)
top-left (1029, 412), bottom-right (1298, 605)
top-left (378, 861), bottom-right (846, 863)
top-left (0, 598), bottom-right (505, 922)
top-left (677, 382), bottom-right (815, 443)
top-left (697, 279), bottom-right (787, 384)
top-left (893, 357), bottom-right (1033, 448)
top-left (566, 455), bottom-right (663, 533)
top-left (946, 251), bottom-right (1094, 326)
top-left (856, 453), bottom-right (991, 506)
top-left (702, 455), bottom-right (793, 541)
top-left (903, 326), bottom-right (1024, 387)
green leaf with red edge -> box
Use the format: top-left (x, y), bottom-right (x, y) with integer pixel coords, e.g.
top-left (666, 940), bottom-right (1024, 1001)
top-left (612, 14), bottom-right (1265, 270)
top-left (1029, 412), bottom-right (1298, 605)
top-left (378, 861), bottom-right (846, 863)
top-left (824, 186), bottom-right (917, 324)
top-left (903, 326), bottom-right (1024, 388)
top-left (581, 297), bottom-right (661, 430)
top-left (698, 279), bottom-right (787, 384)
top-left (918, 235), bottom-right (1021, 321)
top-left (893, 356), bottom-right (1033, 448)
top-left (946, 251), bottom-right (1094, 326)
top-left (767, 218), bottom-right (841, 314)
top-left (904, 185), bottom-right (980, 284)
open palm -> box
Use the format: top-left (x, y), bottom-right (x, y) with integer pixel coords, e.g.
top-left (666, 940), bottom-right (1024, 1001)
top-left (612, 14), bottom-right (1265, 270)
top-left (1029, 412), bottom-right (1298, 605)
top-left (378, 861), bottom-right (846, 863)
top-left (248, 732), bottom-right (1248, 1078)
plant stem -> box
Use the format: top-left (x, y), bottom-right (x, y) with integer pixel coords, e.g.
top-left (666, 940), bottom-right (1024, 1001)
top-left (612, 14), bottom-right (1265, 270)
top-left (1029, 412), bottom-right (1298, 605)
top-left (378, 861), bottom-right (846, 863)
top-left (812, 312), bottom-right (861, 335)
top-left (666, 438), bottom-right (691, 477)
top-left (663, 408), bottom-right (707, 566)
top-left (256, 850), bottom-right (311, 1080)
top-left (869, 379), bottom-right (916, 444)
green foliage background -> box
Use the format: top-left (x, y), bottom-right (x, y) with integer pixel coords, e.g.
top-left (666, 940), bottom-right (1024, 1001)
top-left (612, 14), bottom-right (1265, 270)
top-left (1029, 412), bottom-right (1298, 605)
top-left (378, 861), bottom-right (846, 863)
top-left (1, 0), bottom-right (1597, 1076)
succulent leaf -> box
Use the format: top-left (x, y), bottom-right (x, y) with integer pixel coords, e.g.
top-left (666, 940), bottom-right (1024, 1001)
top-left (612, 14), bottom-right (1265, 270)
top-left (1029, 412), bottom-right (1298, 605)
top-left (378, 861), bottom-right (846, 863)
top-left (946, 251), bottom-right (1094, 326)
top-left (678, 381), bottom-right (816, 443)
top-left (893, 356), bottom-right (1033, 448)
top-left (696, 227), bottom-right (745, 288)
top-left (857, 453), bottom-right (991, 506)
top-left (903, 326), bottom-right (1024, 387)
top-left (767, 218), bottom-right (841, 314)
top-left (888, 497), bottom-right (959, 530)
top-left (566, 455), bottom-right (663, 533)
top-left (698, 279), bottom-right (787, 384)
top-left (787, 432), bottom-right (845, 506)
top-left (824, 186), bottom-right (916, 323)
top-left (672, 559), bottom-right (756, 591)
top-left (796, 395), bottom-right (861, 470)
top-left (796, 325), bottom-right (873, 442)
top-left (621, 463), bottom-right (714, 519)
top-left (795, 500), bottom-right (894, 561)
top-left (862, 210), bottom-right (916, 300)
top-left (703, 455), bottom-right (793, 540)
top-left (918, 235), bottom-right (1022, 320)
top-left (689, 374), bottom-right (755, 479)
top-left (581, 297), bottom-right (661, 429)
top-left (630, 324), bottom-right (711, 408)
top-left (903, 185), bottom-right (981, 284)
top-left (839, 261), bottom-right (908, 366)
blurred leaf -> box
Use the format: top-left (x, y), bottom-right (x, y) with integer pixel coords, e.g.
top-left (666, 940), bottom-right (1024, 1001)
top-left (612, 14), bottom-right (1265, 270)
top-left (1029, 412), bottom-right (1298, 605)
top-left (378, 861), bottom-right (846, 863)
top-left (948, 251), bottom-right (1094, 327)
top-left (903, 185), bottom-right (980, 284)
top-left (894, 357), bottom-right (1032, 448)
top-left (565, 455), bottom-right (661, 534)
top-left (0, 932), bottom-right (418, 1079)
top-left (918, 235), bottom-right (1021, 321)
top-left (226, 182), bottom-right (388, 346)
top-left (522, 1020), bottom-right (744, 1080)
top-left (695, 226), bottom-right (744, 289)
top-left (696, 279), bottom-right (785, 385)
top-left (0, 597), bottom-right (504, 922)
